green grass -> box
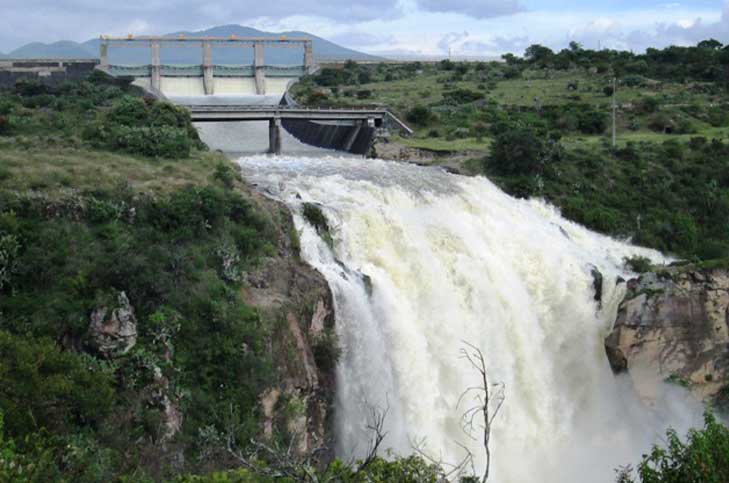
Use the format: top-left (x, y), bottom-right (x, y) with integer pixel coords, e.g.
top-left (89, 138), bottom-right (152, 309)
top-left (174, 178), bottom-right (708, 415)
top-left (0, 139), bottom-right (238, 195)
top-left (395, 135), bottom-right (490, 152)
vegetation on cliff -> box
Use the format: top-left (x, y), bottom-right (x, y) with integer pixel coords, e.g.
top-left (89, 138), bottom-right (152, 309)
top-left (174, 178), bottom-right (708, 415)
top-left (0, 75), bottom-right (331, 481)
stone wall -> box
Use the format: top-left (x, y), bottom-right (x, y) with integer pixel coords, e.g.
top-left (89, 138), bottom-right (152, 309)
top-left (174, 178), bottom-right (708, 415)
top-left (0, 59), bottom-right (98, 88)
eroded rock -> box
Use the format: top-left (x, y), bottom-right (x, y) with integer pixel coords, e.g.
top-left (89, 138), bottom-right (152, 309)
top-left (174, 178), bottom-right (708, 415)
top-left (88, 291), bottom-right (138, 358)
top-left (605, 268), bottom-right (729, 404)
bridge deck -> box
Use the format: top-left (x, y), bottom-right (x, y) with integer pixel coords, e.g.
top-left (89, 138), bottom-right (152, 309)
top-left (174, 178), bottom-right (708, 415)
top-left (184, 105), bottom-right (390, 123)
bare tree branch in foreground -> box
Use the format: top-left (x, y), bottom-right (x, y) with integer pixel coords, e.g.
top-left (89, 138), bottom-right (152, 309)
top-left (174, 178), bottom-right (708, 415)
top-left (457, 341), bottom-right (506, 482)
top-left (225, 400), bottom-right (390, 482)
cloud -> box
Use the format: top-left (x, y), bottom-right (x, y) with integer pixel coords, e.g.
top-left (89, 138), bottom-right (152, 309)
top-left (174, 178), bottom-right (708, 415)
top-left (328, 31), bottom-right (396, 48)
top-left (416, 0), bottom-right (525, 19)
top-left (437, 31), bottom-right (469, 52)
top-left (0, 0), bottom-right (402, 50)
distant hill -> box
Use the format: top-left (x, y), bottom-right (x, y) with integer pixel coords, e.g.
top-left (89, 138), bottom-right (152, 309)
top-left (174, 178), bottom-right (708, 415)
top-left (8, 41), bottom-right (95, 59)
top-left (4, 25), bottom-right (380, 64)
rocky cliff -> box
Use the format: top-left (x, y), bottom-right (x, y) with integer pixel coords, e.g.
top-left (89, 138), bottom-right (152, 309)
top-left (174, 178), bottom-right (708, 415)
top-left (605, 267), bottom-right (729, 406)
top-left (242, 191), bottom-right (336, 459)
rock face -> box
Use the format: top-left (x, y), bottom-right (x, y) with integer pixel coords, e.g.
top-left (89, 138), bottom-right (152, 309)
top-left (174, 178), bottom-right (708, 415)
top-left (605, 268), bottom-right (729, 403)
top-left (88, 291), bottom-right (138, 357)
top-left (242, 193), bottom-right (336, 460)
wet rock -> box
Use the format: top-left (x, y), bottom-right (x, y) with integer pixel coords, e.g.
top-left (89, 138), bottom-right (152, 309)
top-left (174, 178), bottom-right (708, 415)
top-left (590, 266), bottom-right (604, 306)
top-left (88, 291), bottom-right (138, 358)
top-left (605, 268), bottom-right (729, 404)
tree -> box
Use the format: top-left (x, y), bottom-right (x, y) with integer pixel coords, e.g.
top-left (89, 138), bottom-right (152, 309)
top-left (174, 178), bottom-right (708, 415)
top-left (697, 39), bottom-right (723, 50)
top-left (406, 105), bottom-right (434, 126)
top-left (569, 41), bottom-right (583, 52)
top-left (488, 126), bottom-right (552, 176)
top-left (524, 44), bottom-right (554, 65)
top-left (616, 411), bottom-right (729, 483)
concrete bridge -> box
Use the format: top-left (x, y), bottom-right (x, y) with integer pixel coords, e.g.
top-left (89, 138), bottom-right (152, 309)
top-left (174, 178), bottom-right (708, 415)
top-left (98, 35), bottom-right (314, 97)
top-left (182, 104), bottom-right (412, 155)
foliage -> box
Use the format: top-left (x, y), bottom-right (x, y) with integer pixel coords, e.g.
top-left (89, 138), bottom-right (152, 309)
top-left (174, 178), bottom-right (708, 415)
top-left (0, 182), bottom-right (274, 477)
top-left (624, 256), bottom-right (653, 273)
top-left (0, 75), bottom-right (203, 159)
top-left (406, 105), bottom-right (435, 127)
top-left (617, 412), bottom-right (729, 483)
top-left (311, 329), bottom-right (342, 373)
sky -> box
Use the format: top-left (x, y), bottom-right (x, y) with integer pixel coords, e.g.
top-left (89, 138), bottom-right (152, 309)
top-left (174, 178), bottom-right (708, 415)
top-left (1, 0), bottom-right (728, 57)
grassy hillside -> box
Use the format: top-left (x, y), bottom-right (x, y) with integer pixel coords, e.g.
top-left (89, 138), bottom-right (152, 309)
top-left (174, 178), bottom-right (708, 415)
top-left (292, 44), bottom-right (729, 261)
top-left (0, 74), bottom-right (299, 481)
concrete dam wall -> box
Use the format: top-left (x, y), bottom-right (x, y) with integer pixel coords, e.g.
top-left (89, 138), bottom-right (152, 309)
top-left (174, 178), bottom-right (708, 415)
top-left (134, 76), bottom-right (299, 98)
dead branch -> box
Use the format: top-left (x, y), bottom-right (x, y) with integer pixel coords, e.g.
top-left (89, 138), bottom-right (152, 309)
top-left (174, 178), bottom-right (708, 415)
top-left (457, 341), bottom-right (506, 483)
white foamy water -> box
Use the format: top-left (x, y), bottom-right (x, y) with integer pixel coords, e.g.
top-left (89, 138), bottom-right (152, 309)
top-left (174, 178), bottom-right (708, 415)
top-left (237, 155), bottom-right (702, 483)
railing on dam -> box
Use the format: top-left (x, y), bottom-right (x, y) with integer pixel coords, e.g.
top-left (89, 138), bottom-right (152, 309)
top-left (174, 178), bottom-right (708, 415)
top-left (99, 35), bottom-right (314, 95)
top-left (108, 64), bottom-right (306, 78)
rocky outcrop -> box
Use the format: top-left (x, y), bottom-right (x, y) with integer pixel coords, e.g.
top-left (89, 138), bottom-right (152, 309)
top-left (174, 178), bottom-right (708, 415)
top-left (605, 268), bottom-right (729, 404)
top-left (242, 192), bottom-right (336, 460)
top-left (88, 291), bottom-right (138, 358)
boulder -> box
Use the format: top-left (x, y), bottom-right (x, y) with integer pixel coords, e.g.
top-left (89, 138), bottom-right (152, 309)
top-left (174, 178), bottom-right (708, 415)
top-left (88, 291), bottom-right (138, 357)
top-left (605, 269), bottom-right (729, 404)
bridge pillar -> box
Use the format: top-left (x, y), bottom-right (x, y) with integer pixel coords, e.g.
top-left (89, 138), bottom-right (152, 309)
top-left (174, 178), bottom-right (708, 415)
top-left (99, 40), bottom-right (110, 70)
top-left (151, 40), bottom-right (161, 92)
top-left (268, 117), bottom-right (282, 155)
top-left (343, 120), bottom-right (363, 152)
top-left (202, 41), bottom-right (214, 95)
top-left (254, 41), bottom-right (266, 95)
top-left (304, 40), bottom-right (314, 73)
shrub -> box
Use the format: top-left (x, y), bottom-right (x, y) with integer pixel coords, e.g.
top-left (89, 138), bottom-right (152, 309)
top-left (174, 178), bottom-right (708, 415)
top-left (624, 256), bottom-right (652, 273)
top-left (604, 85), bottom-right (615, 97)
top-left (488, 127), bottom-right (553, 176)
top-left (213, 161), bottom-right (237, 190)
top-left (311, 330), bottom-right (341, 372)
top-left (442, 88), bottom-right (485, 104)
top-left (356, 89), bottom-right (372, 99)
top-left (107, 96), bottom-right (149, 126)
top-left (639, 96), bottom-right (660, 114)
top-left (577, 110), bottom-right (608, 134)
top-left (0, 330), bottom-right (115, 438)
top-left (617, 412), bottom-right (729, 483)
top-left (0, 116), bottom-right (9, 136)
top-left (110, 125), bottom-right (191, 158)
top-left (406, 105), bottom-right (434, 126)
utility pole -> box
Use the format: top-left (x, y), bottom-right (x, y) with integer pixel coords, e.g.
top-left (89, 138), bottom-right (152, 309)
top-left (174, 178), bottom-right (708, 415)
top-left (612, 77), bottom-right (617, 149)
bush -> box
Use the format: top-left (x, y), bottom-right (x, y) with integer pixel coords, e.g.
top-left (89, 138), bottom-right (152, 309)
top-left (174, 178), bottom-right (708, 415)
top-left (639, 96), bottom-right (660, 114)
top-left (617, 412), bottom-right (729, 483)
top-left (0, 330), bottom-right (115, 438)
top-left (0, 116), bottom-right (9, 136)
top-left (624, 256), bottom-right (652, 273)
top-left (577, 109), bottom-right (608, 134)
top-left (110, 125), bottom-right (191, 158)
top-left (406, 105), bottom-right (434, 126)
top-left (442, 88), bottom-right (485, 104)
top-left (488, 127), bottom-right (555, 176)
top-left (311, 330), bottom-right (341, 372)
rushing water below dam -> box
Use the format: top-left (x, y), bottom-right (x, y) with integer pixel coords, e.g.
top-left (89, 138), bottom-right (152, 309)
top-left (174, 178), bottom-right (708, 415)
top-left (236, 154), bottom-right (703, 483)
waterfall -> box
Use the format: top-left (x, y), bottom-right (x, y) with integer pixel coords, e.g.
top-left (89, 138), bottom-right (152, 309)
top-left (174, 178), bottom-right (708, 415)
top-left (237, 154), bottom-right (702, 483)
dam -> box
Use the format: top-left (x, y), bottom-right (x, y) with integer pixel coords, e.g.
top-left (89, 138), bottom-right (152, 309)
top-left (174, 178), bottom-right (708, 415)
top-left (98, 34), bottom-right (410, 155)
top-left (98, 35), bottom-right (313, 97)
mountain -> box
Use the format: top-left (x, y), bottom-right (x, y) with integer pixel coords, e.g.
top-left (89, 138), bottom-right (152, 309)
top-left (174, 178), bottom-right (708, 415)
top-left (6, 25), bottom-right (380, 64)
top-left (8, 41), bottom-right (95, 59)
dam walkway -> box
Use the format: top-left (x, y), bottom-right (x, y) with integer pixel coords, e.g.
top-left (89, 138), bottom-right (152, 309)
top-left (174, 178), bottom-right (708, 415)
top-left (182, 104), bottom-right (413, 155)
